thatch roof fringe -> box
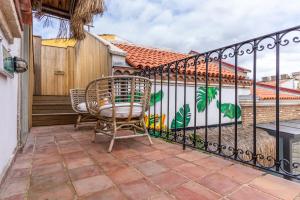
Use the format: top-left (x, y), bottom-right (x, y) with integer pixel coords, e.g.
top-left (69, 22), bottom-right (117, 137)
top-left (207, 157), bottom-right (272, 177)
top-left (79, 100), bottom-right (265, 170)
top-left (70, 0), bottom-right (105, 40)
top-left (33, 0), bottom-right (105, 40)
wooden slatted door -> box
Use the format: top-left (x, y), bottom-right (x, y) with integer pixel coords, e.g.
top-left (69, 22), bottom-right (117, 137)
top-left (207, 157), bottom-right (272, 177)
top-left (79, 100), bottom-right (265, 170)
top-left (41, 45), bottom-right (71, 95)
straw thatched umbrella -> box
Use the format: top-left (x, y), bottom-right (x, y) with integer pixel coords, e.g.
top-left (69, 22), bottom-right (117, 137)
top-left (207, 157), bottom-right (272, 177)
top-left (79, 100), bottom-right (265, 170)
top-left (32, 0), bottom-right (105, 40)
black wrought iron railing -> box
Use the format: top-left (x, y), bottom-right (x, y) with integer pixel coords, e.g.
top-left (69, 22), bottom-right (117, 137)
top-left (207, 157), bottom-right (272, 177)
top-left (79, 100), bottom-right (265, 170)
top-left (137, 25), bottom-right (300, 180)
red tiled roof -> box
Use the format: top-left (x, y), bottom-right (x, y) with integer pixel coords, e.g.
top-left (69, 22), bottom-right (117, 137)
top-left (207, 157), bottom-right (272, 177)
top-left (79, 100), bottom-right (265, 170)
top-left (115, 43), bottom-right (247, 80)
top-left (257, 80), bottom-right (289, 87)
top-left (115, 43), bottom-right (187, 68)
top-left (253, 82), bottom-right (300, 100)
top-left (189, 50), bottom-right (251, 73)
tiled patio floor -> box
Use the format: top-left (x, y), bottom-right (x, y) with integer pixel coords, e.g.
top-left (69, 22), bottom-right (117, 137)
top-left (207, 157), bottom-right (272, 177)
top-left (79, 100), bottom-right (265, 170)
top-left (1, 124), bottom-right (300, 200)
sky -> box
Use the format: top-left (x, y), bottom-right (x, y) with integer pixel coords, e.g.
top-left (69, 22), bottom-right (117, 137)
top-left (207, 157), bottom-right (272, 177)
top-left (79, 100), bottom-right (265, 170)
top-left (33, 0), bottom-right (300, 79)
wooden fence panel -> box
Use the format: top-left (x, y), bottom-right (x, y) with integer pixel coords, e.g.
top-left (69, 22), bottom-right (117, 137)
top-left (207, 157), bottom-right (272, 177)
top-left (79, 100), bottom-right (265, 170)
top-left (33, 36), bottom-right (41, 95)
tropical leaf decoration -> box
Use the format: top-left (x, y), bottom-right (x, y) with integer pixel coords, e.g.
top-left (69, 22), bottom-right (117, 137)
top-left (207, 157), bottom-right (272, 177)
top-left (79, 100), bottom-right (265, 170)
top-left (150, 90), bottom-right (164, 106)
top-left (171, 104), bottom-right (191, 129)
top-left (196, 86), bottom-right (218, 112)
top-left (216, 100), bottom-right (241, 119)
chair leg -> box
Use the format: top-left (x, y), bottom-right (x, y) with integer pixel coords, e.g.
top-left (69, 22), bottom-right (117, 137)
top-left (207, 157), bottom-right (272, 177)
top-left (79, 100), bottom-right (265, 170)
top-left (142, 120), bottom-right (153, 145)
top-left (108, 122), bottom-right (117, 153)
top-left (74, 114), bottom-right (82, 128)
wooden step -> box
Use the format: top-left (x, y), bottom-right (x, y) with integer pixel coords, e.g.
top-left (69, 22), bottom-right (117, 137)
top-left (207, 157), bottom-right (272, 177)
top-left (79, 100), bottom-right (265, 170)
top-left (32, 104), bottom-right (74, 114)
top-left (32, 95), bottom-right (77, 126)
top-left (32, 113), bottom-right (78, 126)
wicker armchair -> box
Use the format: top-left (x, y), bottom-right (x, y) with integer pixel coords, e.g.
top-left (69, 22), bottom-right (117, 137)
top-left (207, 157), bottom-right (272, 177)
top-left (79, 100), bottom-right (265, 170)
top-left (85, 76), bottom-right (153, 152)
top-left (70, 89), bottom-right (96, 128)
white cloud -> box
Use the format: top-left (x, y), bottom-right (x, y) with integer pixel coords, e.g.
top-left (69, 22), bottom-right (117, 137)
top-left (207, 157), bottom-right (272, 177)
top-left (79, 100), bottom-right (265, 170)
top-left (33, 0), bottom-right (300, 80)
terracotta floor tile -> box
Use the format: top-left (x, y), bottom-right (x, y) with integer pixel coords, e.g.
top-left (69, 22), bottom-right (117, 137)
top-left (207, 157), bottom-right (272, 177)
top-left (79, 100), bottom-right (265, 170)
top-left (31, 162), bottom-right (64, 177)
top-left (66, 157), bottom-right (95, 169)
top-left (174, 163), bottom-right (213, 179)
top-left (88, 150), bottom-right (115, 162)
top-left (84, 187), bottom-right (127, 200)
top-left (193, 156), bottom-right (233, 171)
top-left (162, 147), bottom-right (186, 156)
top-left (7, 167), bottom-right (30, 179)
top-left (35, 146), bottom-right (58, 155)
top-left (135, 161), bottom-right (168, 176)
top-left (149, 192), bottom-right (176, 200)
top-left (153, 142), bottom-right (176, 150)
top-left (59, 144), bottom-right (83, 154)
top-left (149, 171), bottom-right (188, 190)
top-left (197, 172), bottom-right (240, 195)
top-left (123, 155), bottom-right (148, 165)
top-left (68, 165), bottom-right (102, 181)
top-left (73, 175), bottom-right (114, 196)
top-left (219, 164), bottom-right (263, 184)
top-left (30, 171), bottom-right (68, 191)
top-left (32, 154), bottom-right (62, 166)
top-left (249, 174), bottom-right (300, 200)
top-left (99, 159), bottom-right (129, 172)
top-left (157, 157), bottom-right (186, 168)
top-left (0, 179), bottom-right (28, 199)
top-left (62, 150), bottom-right (87, 160)
top-left (119, 179), bottom-right (159, 200)
top-left (11, 159), bottom-right (31, 170)
top-left (107, 166), bottom-right (144, 185)
top-left (171, 181), bottom-right (221, 200)
top-left (142, 150), bottom-right (172, 161)
top-left (28, 183), bottom-right (74, 200)
top-left (112, 149), bottom-right (140, 159)
top-left (2, 193), bottom-right (26, 200)
top-left (128, 142), bottom-right (155, 153)
top-left (176, 151), bottom-right (210, 162)
top-left (228, 186), bottom-right (279, 200)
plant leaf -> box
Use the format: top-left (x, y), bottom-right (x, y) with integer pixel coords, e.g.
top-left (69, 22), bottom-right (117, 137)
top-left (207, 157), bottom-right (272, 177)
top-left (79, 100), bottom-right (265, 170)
top-left (171, 104), bottom-right (191, 129)
top-left (217, 100), bottom-right (241, 119)
top-left (196, 86), bottom-right (218, 112)
top-left (150, 90), bottom-right (164, 106)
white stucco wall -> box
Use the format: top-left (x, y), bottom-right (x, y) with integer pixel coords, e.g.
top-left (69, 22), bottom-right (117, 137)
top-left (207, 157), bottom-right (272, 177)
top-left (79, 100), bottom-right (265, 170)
top-left (0, 29), bottom-right (21, 181)
top-left (146, 82), bottom-right (250, 129)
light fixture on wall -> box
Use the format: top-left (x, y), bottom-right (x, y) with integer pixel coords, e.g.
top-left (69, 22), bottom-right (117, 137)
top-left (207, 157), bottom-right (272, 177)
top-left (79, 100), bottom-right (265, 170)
top-left (14, 57), bottom-right (28, 73)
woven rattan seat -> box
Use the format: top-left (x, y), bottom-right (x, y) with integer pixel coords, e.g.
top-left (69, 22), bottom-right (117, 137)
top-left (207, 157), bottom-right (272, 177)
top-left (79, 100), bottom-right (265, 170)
top-left (85, 76), bottom-right (153, 152)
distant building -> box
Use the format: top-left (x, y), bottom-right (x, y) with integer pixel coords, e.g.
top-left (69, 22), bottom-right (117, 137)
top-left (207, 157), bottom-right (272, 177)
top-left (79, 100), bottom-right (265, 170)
top-left (260, 72), bottom-right (300, 90)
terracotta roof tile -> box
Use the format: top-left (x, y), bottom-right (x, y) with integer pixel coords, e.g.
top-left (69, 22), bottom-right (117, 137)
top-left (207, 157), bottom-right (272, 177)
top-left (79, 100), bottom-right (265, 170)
top-left (253, 83), bottom-right (300, 100)
top-left (115, 43), bottom-right (246, 80)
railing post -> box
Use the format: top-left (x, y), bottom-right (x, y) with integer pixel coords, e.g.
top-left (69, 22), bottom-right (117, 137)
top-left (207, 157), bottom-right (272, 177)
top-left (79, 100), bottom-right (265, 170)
top-left (275, 33), bottom-right (280, 171)
top-left (167, 64), bottom-right (170, 140)
top-left (253, 40), bottom-right (257, 165)
top-left (205, 54), bottom-right (209, 151)
top-left (183, 59), bottom-right (187, 150)
top-left (160, 66), bottom-right (163, 137)
top-left (193, 56), bottom-right (198, 148)
top-left (234, 45), bottom-right (238, 160)
top-left (154, 68), bottom-right (157, 136)
top-left (147, 68), bottom-right (151, 133)
top-left (218, 51), bottom-right (222, 154)
top-left (174, 62), bottom-right (178, 142)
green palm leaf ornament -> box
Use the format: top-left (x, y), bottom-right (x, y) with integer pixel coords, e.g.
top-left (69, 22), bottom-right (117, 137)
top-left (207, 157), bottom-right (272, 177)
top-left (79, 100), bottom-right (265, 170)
top-left (171, 104), bottom-right (191, 129)
top-left (196, 86), bottom-right (218, 112)
top-left (150, 90), bottom-right (164, 106)
top-left (216, 100), bottom-right (241, 119)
